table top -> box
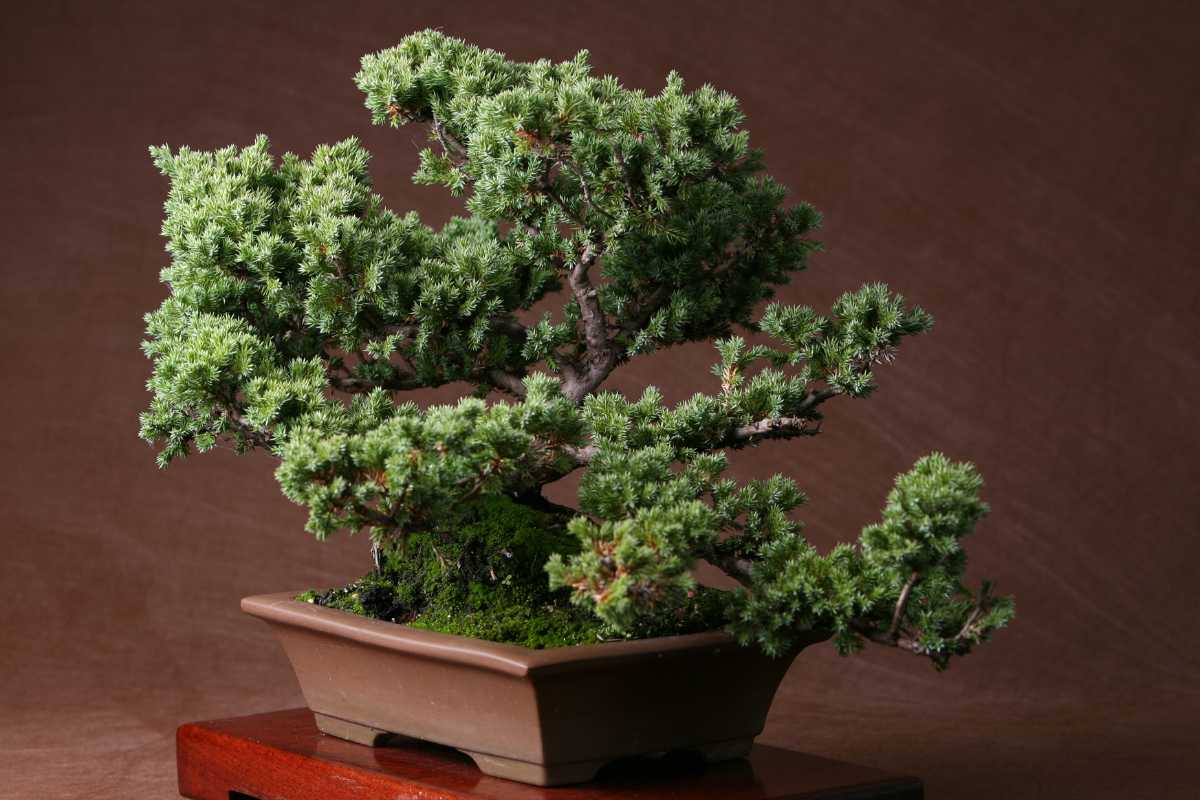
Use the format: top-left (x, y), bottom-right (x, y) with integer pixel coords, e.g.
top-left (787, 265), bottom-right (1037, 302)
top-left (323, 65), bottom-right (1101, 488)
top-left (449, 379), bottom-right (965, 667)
top-left (177, 708), bottom-right (922, 800)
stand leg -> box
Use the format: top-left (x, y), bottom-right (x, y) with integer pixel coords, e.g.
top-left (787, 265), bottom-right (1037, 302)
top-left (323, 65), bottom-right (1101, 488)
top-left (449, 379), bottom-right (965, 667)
top-left (461, 749), bottom-right (609, 787)
top-left (694, 737), bottom-right (754, 762)
top-left (461, 738), bottom-right (753, 787)
top-left (313, 712), bottom-right (400, 747)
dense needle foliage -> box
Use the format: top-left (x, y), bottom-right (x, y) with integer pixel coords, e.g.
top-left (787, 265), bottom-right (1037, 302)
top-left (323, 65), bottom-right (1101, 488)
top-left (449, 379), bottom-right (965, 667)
top-left (141, 30), bottom-right (1013, 665)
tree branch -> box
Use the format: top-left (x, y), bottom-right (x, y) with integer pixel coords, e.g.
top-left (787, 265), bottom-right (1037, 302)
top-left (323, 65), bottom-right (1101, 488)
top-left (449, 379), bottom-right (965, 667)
top-left (571, 247), bottom-right (608, 357)
top-left (722, 389), bottom-right (840, 447)
top-left (488, 369), bottom-right (527, 397)
top-left (729, 416), bottom-right (823, 446)
top-left (706, 552), bottom-right (755, 588)
top-left (222, 405), bottom-right (273, 450)
top-left (851, 573), bottom-right (991, 660)
top-left (560, 157), bottom-right (618, 225)
top-left (850, 620), bottom-right (925, 654)
top-left (561, 443), bottom-right (597, 465)
top-left (619, 284), bottom-right (674, 336)
top-left (561, 244), bottom-right (621, 403)
top-left (888, 570), bottom-right (920, 641)
top-left (329, 375), bottom-right (425, 393)
top-left (431, 117), bottom-right (468, 163)
top-left (613, 147), bottom-right (640, 208)
top-left (797, 387), bottom-right (840, 414)
top-left (952, 594), bottom-right (995, 644)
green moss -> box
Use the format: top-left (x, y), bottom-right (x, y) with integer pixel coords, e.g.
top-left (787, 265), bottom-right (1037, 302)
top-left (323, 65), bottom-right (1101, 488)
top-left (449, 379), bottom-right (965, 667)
top-left (299, 496), bottom-right (606, 648)
top-left (298, 495), bottom-right (728, 648)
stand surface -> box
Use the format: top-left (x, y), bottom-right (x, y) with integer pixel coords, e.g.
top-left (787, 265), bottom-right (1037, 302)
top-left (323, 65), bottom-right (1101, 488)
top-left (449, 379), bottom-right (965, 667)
top-left (177, 708), bottom-right (922, 800)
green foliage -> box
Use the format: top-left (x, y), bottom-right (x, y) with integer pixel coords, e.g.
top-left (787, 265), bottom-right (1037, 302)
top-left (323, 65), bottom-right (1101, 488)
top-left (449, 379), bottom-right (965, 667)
top-left (142, 30), bottom-right (1012, 667)
top-left (355, 29), bottom-right (821, 359)
top-left (547, 445), bottom-right (726, 629)
top-left (759, 284), bottom-right (933, 396)
top-left (861, 453), bottom-right (989, 573)
top-left (274, 379), bottom-right (584, 540)
top-left (856, 454), bottom-right (1016, 668)
top-left (300, 496), bottom-right (607, 648)
top-left (723, 455), bottom-right (1015, 667)
top-left (300, 495), bottom-right (722, 647)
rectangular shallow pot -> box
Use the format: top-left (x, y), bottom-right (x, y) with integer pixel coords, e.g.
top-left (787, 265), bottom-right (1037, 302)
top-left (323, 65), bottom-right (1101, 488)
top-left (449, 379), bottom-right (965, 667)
top-left (242, 591), bottom-right (816, 786)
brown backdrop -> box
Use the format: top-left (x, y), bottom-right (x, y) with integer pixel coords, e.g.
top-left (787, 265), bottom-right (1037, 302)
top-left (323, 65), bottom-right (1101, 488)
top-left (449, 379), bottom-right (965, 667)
top-left (3, 1), bottom-right (1198, 797)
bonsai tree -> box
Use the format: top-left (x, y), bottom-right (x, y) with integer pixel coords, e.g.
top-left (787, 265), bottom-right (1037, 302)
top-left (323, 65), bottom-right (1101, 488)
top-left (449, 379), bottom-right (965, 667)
top-left (141, 30), bottom-right (1013, 668)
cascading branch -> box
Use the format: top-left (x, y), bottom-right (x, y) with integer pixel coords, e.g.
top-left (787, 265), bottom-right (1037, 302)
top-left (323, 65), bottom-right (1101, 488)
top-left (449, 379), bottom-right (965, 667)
top-left (141, 29), bottom-right (1013, 667)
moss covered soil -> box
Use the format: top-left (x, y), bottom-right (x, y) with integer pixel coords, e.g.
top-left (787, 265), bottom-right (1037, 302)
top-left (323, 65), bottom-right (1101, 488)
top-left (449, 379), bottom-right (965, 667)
top-left (298, 496), bottom-right (726, 649)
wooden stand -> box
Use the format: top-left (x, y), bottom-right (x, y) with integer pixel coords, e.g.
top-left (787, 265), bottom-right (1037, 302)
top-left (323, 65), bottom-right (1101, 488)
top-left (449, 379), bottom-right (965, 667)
top-left (177, 708), bottom-right (922, 800)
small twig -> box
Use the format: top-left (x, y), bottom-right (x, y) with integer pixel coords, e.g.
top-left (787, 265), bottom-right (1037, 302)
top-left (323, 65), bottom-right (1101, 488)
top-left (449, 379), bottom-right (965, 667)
top-left (613, 148), bottom-right (639, 207)
top-left (222, 404), bottom-right (273, 450)
top-left (431, 117), bottom-right (468, 163)
top-left (488, 369), bottom-right (528, 397)
top-left (796, 388), bottom-right (840, 414)
top-left (954, 602), bottom-right (988, 643)
top-left (561, 158), bottom-right (618, 224)
top-left (888, 570), bottom-right (920, 641)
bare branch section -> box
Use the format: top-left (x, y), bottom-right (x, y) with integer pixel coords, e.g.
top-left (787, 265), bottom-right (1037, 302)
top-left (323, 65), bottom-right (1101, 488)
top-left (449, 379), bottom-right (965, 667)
top-left (852, 574), bottom-right (999, 658)
top-left (888, 570), bottom-right (920, 640)
top-left (571, 247), bottom-right (608, 359)
top-left (730, 416), bottom-right (822, 445)
top-left (432, 118), bottom-right (468, 163)
top-left (222, 405), bottom-right (273, 450)
top-left (488, 369), bottom-right (528, 397)
top-left (705, 552), bottom-right (755, 588)
top-left (724, 389), bottom-right (839, 447)
top-left (560, 245), bottom-right (623, 403)
top-left (560, 443), bottom-right (597, 465)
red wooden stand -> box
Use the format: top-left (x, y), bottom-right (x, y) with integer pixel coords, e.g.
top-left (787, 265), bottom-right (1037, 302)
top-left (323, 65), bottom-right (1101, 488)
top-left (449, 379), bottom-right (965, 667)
top-left (177, 708), bottom-right (922, 800)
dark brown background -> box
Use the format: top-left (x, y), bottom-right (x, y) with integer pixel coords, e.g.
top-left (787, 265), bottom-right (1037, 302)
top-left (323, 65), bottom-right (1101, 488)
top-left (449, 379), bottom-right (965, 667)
top-left (3, 1), bottom-right (1198, 797)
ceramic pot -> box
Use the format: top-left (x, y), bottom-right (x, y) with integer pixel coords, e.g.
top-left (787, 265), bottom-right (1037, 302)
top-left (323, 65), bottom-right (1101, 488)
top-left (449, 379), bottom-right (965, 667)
top-left (242, 591), bottom-right (817, 786)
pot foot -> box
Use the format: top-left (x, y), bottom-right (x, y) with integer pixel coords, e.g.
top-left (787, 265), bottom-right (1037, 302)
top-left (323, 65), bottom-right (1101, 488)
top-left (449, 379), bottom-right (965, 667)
top-left (692, 736), bottom-right (754, 763)
top-left (462, 749), bottom-right (607, 787)
top-left (313, 712), bottom-right (410, 747)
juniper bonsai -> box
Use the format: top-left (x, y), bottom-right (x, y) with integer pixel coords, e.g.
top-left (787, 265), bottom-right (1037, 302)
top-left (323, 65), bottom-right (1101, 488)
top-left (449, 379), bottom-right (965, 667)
top-left (141, 30), bottom-right (1013, 668)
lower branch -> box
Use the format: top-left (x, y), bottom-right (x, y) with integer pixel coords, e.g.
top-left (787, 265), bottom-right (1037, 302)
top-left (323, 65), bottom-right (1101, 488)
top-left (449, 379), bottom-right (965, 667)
top-left (851, 621), bottom-right (925, 654)
top-left (705, 551), bottom-right (755, 587)
top-left (561, 443), bottom-right (597, 465)
top-left (221, 396), bottom-right (273, 450)
top-left (488, 369), bottom-right (528, 397)
top-left (330, 374), bottom-right (424, 393)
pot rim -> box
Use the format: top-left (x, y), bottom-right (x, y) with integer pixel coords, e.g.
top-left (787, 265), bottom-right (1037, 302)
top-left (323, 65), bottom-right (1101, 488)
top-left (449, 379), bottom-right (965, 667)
top-left (242, 591), bottom-right (742, 678)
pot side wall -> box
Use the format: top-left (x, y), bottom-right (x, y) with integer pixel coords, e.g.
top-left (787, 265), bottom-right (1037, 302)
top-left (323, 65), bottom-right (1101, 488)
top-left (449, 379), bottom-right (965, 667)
top-left (249, 595), bottom-right (812, 783)
top-left (268, 621), bottom-right (545, 762)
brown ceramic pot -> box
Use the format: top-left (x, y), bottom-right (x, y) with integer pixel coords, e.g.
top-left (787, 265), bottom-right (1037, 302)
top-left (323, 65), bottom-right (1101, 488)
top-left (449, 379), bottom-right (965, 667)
top-left (242, 591), bottom-right (820, 786)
